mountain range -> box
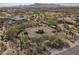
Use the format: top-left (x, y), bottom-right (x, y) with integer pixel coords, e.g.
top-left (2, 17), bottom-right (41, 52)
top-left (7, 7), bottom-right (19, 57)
top-left (11, 3), bottom-right (61, 8)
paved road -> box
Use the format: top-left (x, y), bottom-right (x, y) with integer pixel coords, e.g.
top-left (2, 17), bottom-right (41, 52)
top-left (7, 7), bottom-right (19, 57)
top-left (57, 45), bottom-right (79, 55)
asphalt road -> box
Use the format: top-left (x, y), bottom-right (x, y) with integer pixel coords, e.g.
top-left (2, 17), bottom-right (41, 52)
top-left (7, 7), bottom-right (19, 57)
top-left (57, 45), bottom-right (79, 55)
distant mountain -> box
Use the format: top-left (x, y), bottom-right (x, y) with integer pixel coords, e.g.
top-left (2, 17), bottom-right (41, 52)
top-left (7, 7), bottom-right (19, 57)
top-left (11, 3), bottom-right (61, 8)
top-left (30, 3), bottom-right (61, 7)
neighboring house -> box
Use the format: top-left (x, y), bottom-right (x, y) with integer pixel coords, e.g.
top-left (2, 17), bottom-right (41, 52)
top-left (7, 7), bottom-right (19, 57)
top-left (33, 11), bottom-right (40, 14)
top-left (8, 16), bottom-right (27, 24)
top-left (58, 17), bottom-right (76, 24)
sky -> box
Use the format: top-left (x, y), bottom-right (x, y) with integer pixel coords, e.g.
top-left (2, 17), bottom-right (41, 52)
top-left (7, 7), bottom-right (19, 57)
top-left (61, 3), bottom-right (79, 6)
top-left (0, 3), bottom-right (30, 7)
top-left (0, 0), bottom-right (79, 7)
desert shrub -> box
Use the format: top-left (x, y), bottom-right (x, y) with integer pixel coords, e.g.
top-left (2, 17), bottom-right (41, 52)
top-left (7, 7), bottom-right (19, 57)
top-left (35, 46), bottom-right (45, 54)
top-left (75, 17), bottom-right (79, 28)
top-left (44, 34), bottom-right (69, 49)
top-left (31, 34), bottom-right (68, 50)
top-left (5, 23), bottom-right (26, 41)
top-left (64, 24), bottom-right (69, 30)
top-left (36, 29), bottom-right (45, 34)
top-left (0, 42), bottom-right (7, 54)
top-left (19, 33), bottom-right (29, 50)
top-left (47, 19), bottom-right (58, 26)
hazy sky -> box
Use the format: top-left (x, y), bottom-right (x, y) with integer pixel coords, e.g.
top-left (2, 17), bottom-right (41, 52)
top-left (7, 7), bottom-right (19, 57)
top-left (0, 3), bottom-right (79, 7)
top-left (0, 3), bottom-right (30, 7)
top-left (61, 3), bottom-right (79, 6)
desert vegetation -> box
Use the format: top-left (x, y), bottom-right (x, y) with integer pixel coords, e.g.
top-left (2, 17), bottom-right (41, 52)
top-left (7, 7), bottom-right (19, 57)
top-left (0, 7), bottom-right (79, 55)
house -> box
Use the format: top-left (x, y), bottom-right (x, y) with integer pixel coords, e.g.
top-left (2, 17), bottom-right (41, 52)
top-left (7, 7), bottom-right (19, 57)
top-left (58, 17), bottom-right (76, 25)
top-left (8, 16), bottom-right (27, 24)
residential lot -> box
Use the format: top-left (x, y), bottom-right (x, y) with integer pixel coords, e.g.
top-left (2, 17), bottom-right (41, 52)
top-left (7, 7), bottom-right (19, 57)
top-left (0, 7), bottom-right (79, 55)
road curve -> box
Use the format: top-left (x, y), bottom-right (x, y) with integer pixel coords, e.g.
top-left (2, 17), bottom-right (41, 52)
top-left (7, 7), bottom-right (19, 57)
top-left (57, 45), bottom-right (79, 55)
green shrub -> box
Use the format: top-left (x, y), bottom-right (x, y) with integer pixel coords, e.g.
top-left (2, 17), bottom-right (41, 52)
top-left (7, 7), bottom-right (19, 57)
top-left (47, 19), bottom-right (58, 26)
